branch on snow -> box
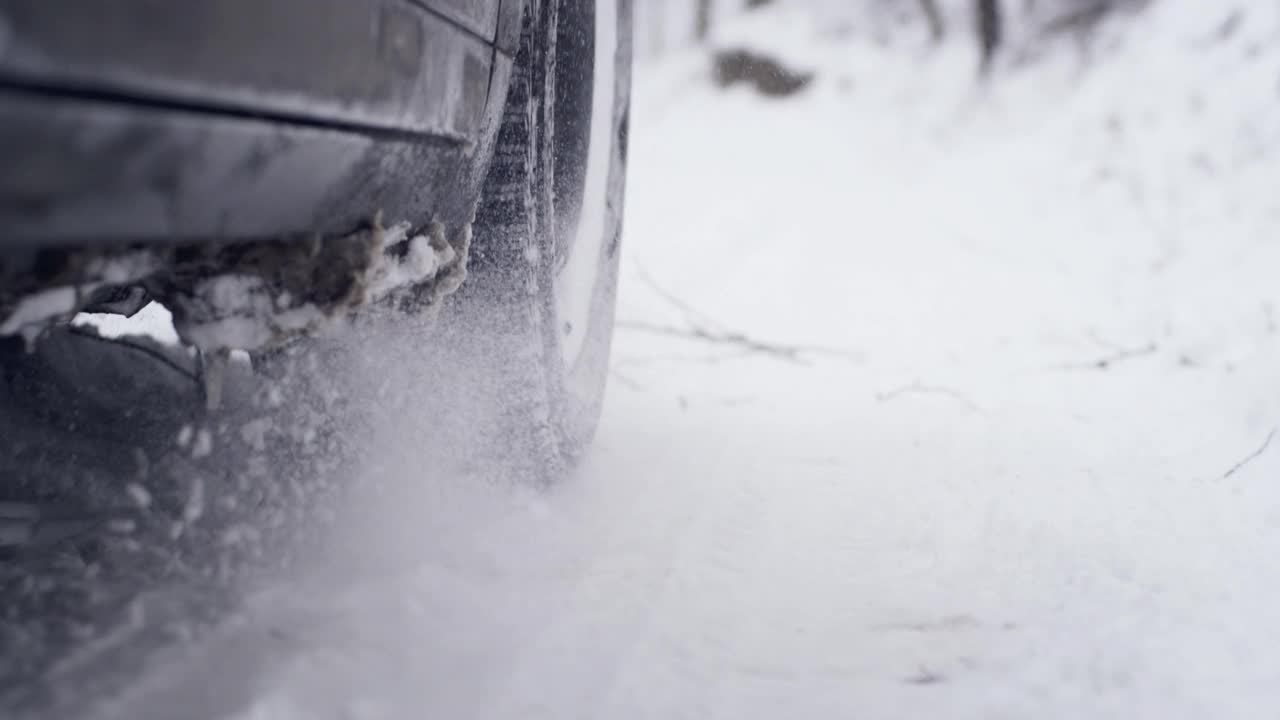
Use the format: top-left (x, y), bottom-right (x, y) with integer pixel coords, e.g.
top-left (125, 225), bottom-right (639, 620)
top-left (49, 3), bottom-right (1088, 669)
top-left (608, 368), bottom-right (646, 391)
top-left (617, 321), bottom-right (813, 363)
top-left (624, 263), bottom-right (861, 364)
top-left (1053, 342), bottom-right (1157, 371)
top-left (875, 382), bottom-right (982, 413)
top-left (1223, 429), bottom-right (1277, 480)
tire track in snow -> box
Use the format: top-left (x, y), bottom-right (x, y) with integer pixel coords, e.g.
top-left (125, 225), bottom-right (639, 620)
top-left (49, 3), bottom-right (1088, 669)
top-left (476, 392), bottom-right (746, 719)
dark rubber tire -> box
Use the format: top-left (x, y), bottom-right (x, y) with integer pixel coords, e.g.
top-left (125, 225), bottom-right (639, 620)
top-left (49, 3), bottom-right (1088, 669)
top-left (446, 0), bottom-right (631, 480)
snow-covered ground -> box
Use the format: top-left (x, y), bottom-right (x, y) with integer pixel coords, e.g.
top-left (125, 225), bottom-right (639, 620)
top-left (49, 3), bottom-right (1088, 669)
top-left (100, 2), bottom-right (1280, 718)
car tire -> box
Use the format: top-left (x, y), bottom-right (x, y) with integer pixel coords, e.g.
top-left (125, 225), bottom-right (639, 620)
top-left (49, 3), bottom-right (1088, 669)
top-left (443, 0), bottom-right (631, 480)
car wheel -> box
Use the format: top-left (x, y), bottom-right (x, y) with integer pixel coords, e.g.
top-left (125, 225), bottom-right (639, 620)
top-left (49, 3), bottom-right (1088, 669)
top-left (444, 0), bottom-right (632, 479)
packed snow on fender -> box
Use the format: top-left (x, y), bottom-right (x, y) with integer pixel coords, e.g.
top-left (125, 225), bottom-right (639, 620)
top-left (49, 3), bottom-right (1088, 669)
top-left (38, 1), bottom-right (1280, 718)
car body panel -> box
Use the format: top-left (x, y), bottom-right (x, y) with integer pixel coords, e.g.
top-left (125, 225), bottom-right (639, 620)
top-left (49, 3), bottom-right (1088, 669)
top-left (418, 0), bottom-right (501, 43)
top-left (0, 0), bottom-right (499, 139)
top-left (0, 0), bottom-right (519, 247)
top-left (0, 51), bottom-right (513, 248)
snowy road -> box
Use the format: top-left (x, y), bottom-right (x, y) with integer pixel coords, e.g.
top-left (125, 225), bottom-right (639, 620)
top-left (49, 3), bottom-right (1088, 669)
top-left (74, 2), bottom-right (1280, 718)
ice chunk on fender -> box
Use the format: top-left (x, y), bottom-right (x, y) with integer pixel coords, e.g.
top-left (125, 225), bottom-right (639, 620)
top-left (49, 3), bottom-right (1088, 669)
top-left (168, 213), bottom-right (474, 354)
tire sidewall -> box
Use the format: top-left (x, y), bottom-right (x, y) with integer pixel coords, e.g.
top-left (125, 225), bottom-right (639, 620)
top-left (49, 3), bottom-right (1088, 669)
top-left (544, 0), bottom-right (632, 459)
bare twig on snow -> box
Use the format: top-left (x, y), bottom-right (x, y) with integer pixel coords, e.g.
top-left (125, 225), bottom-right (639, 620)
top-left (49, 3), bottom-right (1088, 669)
top-left (1053, 342), bottom-right (1157, 371)
top-left (904, 666), bottom-right (947, 686)
top-left (632, 263), bottom-right (722, 328)
top-left (608, 369), bottom-right (645, 392)
top-left (617, 321), bottom-right (808, 363)
top-left (1223, 429), bottom-right (1277, 480)
top-left (876, 382), bottom-right (983, 413)
top-left (625, 262), bottom-right (862, 364)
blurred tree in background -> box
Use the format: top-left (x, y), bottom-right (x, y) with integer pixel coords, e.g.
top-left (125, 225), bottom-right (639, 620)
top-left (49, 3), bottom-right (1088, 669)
top-left (975, 0), bottom-right (1002, 72)
top-left (917, 0), bottom-right (945, 42)
top-left (696, 0), bottom-right (713, 40)
top-left (639, 0), bottom-right (1153, 74)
